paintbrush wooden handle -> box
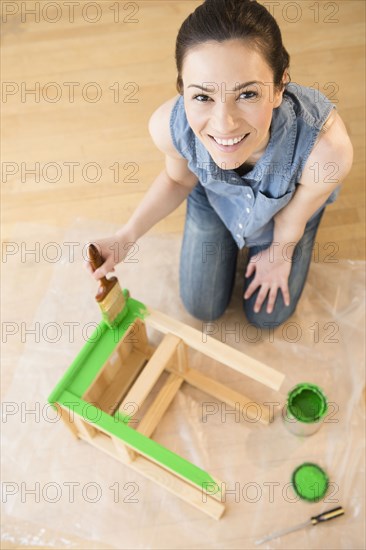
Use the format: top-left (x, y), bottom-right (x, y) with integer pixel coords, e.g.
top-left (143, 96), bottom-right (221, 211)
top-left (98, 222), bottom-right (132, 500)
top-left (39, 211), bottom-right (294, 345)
top-left (87, 243), bottom-right (118, 302)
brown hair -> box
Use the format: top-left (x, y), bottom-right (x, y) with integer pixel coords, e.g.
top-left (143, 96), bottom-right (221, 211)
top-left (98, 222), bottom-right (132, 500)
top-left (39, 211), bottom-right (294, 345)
top-left (175, 0), bottom-right (291, 95)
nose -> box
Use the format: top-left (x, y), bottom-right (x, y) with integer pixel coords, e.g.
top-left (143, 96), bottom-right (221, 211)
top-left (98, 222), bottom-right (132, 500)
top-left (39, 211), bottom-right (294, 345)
top-left (211, 101), bottom-right (239, 133)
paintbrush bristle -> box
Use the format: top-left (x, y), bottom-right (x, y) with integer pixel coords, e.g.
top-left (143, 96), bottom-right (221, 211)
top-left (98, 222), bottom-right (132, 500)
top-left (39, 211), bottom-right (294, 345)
top-left (98, 282), bottom-right (128, 328)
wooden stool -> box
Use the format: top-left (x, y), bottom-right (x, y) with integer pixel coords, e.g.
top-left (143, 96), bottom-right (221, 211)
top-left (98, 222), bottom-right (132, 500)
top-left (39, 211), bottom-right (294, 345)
top-left (48, 291), bottom-right (284, 519)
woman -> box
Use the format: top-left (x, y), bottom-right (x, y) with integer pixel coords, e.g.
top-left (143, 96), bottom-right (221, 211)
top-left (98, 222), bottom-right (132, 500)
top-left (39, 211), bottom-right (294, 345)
top-left (87, 0), bottom-right (353, 328)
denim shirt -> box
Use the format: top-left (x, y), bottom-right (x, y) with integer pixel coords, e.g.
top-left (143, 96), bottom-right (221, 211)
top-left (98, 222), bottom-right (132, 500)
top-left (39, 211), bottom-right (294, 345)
top-left (169, 83), bottom-right (339, 249)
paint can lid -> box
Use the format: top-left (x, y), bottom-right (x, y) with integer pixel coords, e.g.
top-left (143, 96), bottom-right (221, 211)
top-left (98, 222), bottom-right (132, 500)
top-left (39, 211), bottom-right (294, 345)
top-left (291, 462), bottom-right (329, 502)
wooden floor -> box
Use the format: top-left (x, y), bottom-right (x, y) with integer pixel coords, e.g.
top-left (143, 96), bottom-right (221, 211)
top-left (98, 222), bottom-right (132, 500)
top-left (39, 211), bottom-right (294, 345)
top-left (1, 3), bottom-right (365, 547)
top-left (2, 0), bottom-right (365, 258)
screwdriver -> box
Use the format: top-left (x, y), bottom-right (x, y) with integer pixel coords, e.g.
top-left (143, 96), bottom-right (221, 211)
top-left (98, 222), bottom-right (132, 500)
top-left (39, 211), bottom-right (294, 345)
top-left (255, 506), bottom-right (345, 546)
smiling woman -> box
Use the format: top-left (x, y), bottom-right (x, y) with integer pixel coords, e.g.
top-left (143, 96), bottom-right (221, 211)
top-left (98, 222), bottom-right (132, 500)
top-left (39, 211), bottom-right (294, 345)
top-left (88, 0), bottom-right (353, 328)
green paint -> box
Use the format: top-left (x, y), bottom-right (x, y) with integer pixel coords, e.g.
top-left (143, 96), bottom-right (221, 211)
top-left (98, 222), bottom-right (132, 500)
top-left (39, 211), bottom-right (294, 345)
top-left (47, 291), bottom-right (220, 496)
top-left (291, 462), bottom-right (329, 502)
top-left (48, 292), bottom-right (149, 406)
top-left (287, 383), bottom-right (327, 423)
top-left (102, 307), bottom-right (128, 329)
top-left (114, 409), bottom-right (131, 424)
top-left (60, 391), bottom-right (220, 494)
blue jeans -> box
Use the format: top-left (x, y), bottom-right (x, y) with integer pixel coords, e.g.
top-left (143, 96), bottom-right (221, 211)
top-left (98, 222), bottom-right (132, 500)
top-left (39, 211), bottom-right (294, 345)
top-left (179, 183), bottom-right (325, 328)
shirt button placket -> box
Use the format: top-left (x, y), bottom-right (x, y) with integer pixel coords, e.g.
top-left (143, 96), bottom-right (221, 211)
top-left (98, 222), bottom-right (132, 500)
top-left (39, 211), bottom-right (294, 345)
top-left (245, 188), bottom-right (252, 215)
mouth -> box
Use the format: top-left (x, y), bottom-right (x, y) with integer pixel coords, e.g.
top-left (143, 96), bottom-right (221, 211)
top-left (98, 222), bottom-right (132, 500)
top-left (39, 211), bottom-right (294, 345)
top-left (208, 133), bottom-right (250, 152)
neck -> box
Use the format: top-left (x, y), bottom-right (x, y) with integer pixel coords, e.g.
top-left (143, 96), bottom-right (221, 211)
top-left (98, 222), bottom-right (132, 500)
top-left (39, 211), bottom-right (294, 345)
top-left (249, 127), bottom-right (271, 162)
top-left (233, 161), bottom-right (255, 177)
top-left (233, 129), bottom-right (271, 177)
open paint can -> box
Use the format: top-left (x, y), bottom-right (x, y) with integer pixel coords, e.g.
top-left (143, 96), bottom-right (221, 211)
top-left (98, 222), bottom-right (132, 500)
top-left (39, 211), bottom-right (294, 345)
top-left (283, 383), bottom-right (328, 436)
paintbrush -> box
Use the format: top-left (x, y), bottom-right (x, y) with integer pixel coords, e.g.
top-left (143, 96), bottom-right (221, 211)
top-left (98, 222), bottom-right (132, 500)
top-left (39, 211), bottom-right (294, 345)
top-left (87, 243), bottom-right (129, 328)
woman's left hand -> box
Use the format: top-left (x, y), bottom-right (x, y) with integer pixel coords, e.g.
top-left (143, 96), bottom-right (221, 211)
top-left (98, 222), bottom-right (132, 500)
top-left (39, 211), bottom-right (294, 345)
top-left (244, 246), bottom-right (292, 314)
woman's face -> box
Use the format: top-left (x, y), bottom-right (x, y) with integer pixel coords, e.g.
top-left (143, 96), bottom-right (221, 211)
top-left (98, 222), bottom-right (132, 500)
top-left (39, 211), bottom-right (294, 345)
top-left (182, 39), bottom-right (285, 170)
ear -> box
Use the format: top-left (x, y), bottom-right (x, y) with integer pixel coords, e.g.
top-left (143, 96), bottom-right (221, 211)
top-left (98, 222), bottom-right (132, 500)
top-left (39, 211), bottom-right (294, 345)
top-left (273, 87), bottom-right (285, 108)
top-left (273, 72), bottom-right (289, 108)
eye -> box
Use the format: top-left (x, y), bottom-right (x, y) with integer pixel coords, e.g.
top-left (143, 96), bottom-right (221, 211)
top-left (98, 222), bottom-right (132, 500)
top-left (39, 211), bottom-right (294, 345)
top-left (192, 94), bottom-right (211, 102)
top-left (239, 90), bottom-right (258, 100)
top-left (192, 91), bottom-right (258, 102)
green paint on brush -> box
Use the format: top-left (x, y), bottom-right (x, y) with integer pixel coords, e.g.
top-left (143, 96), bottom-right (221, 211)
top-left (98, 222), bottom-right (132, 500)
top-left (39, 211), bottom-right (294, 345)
top-left (101, 288), bottom-right (145, 329)
top-left (101, 305), bottom-right (128, 329)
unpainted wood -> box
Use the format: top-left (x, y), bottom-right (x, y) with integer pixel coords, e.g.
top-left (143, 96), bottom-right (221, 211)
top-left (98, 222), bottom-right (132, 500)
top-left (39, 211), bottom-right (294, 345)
top-left (167, 366), bottom-right (270, 425)
top-left (137, 372), bottom-right (184, 437)
top-left (75, 408), bottom-right (224, 507)
top-left (144, 308), bottom-right (285, 390)
top-left (73, 415), bottom-right (98, 439)
top-left (112, 435), bottom-right (136, 463)
top-left (83, 319), bottom-right (152, 413)
top-left (83, 349), bottom-right (147, 414)
top-left (118, 333), bottom-right (182, 416)
top-left (56, 403), bottom-right (80, 440)
top-left (175, 340), bottom-right (189, 374)
top-left (78, 431), bottom-right (225, 520)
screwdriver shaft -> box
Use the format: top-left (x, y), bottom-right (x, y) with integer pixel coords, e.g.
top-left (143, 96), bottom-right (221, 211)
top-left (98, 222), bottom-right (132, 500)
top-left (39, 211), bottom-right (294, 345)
top-left (255, 519), bottom-right (312, 545)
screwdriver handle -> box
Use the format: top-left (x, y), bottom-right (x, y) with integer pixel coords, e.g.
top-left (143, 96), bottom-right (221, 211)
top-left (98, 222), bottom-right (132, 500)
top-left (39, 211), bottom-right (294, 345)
top-left (311, 506), bottom-right (345, 525)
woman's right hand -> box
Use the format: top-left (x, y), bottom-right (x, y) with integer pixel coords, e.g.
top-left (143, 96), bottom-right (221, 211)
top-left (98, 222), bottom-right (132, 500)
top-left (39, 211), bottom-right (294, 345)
top-left (84, 229), bottom-right (135, 280)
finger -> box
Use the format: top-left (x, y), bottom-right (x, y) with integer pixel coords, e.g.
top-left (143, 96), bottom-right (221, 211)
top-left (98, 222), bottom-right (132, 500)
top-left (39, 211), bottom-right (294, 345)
top-left (243, 278), bottom-right (260, 300)
top-left (93, 263), bottom-right (111, 280)
top-left (266, 286), bottom-right (279, 314)
top-left (83, 260), bottom-right (93, 273)
top-left (281, 284), bottom-right (291, 307)
top-left (245, 262), bottom-right (256, 278)
top-left (253, 284), bottom-right (270, 313)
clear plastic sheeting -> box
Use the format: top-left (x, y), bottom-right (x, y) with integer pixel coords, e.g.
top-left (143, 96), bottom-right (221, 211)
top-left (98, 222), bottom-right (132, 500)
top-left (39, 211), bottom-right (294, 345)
top-left (2, 219), bottom-right (365, 549)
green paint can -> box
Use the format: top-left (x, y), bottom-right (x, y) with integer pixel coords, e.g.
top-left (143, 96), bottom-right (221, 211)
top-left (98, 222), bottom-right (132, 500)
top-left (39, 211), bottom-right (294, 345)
top-left (283, 383), bottom-right (328, 436)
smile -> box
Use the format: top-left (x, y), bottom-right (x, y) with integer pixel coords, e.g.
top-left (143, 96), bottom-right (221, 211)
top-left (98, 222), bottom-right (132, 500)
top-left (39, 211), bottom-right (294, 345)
top-left (209, 133), bottom-right (250, 151)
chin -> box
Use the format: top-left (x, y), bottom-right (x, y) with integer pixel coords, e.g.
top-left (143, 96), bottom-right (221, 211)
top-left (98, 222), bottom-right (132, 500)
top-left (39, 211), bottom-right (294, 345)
top-left (210, 154), bottom-right (244, 171)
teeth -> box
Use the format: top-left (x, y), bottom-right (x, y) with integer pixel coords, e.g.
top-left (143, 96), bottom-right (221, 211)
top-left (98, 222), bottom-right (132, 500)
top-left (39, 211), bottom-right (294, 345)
top-left (213, 134), bottom-right (246, 146)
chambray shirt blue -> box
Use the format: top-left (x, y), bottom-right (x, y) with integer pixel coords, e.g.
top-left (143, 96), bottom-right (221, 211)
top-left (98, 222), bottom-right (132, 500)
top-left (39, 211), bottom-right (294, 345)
top-left (169, 83), bottom-right (339, 249)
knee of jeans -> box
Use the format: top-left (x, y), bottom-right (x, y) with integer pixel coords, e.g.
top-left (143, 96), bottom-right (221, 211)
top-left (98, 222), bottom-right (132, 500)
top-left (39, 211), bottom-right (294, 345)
top-left (243, 301), bottom-right (296, 329)
top-left (180, 290), bottom-right (226, 322)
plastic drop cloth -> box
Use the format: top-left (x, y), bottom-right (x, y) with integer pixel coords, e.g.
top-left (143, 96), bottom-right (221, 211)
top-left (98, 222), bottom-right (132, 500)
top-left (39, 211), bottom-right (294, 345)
top-left (1, 219), bottom-right (365, 549)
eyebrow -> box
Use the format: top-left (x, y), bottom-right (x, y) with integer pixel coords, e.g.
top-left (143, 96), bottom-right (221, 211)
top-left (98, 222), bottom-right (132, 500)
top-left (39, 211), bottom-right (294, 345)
top-left (187, 81), bottom-right (263, 91)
